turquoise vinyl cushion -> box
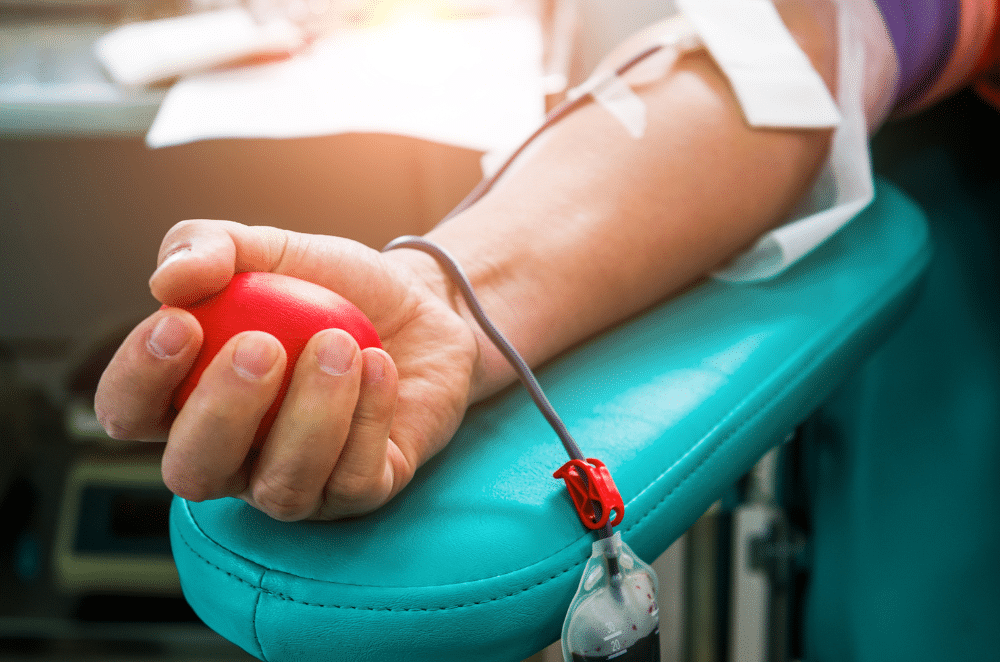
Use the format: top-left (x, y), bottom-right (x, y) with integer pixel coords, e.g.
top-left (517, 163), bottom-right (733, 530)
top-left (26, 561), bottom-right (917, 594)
top-left (170, 178), bottom-right (930, 662)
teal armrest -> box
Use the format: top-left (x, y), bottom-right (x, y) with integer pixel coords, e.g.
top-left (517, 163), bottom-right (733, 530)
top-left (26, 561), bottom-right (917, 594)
top-left (169, 178), bottom-right (930, 662)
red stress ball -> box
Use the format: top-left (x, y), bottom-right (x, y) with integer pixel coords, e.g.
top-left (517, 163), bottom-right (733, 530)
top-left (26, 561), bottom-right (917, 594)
top-left (168, 272), bottom-right (382, 444)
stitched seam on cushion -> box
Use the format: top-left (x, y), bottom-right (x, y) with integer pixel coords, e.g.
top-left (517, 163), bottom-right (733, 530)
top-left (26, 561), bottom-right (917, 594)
top-left (175, 522), bottom-right (581, 611)
top-left (252, 573), bottom-right (266, 662)
top-left (177, 522), bottom-right (265, 592)
top-left (181, 481), bottom-right (587, 591)
top-left (173, 520), bottom-right (267, 659)
top-left (181, 498), bottom-right (270, 572)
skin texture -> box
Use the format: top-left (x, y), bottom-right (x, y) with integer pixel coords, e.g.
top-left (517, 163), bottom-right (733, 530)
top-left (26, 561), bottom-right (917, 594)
top-left (95, 1), bottom-right (839, 521)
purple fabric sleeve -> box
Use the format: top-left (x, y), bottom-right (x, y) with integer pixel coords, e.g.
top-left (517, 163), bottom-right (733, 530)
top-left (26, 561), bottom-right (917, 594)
top-left (873, 0), bottom-right (960, 110)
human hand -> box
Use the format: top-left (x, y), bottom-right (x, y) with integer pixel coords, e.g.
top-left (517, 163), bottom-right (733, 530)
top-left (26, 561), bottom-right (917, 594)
top-left (95, 220), bottom-right (479, 520)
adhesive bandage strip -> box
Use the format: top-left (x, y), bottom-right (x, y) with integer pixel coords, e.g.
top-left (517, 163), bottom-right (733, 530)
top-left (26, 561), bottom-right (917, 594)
top-left (677, 0), bottom-right (841, 128)
top-left (567, 16), bottom-right (703, 138)
top-left (575, 74), bottom-right (648, 139)
top-left (566, 16), bottom-right (704, 138)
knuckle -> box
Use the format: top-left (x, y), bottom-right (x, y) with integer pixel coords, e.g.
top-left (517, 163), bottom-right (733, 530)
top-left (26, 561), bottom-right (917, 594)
top-left (190, 396), bottom-right (243, 428)
top-left (95, 406), bottom-right (164, 442)
top-left (347, 414), bottom-right (384, 442)
top-left (95, 410), bottom-right (134, 440)
top-left (168, 218), bottom-right (201, 235)
top-left (253, 475), bottom-right (315, 521)
top-left (323, 472), bottom-right (385, 516)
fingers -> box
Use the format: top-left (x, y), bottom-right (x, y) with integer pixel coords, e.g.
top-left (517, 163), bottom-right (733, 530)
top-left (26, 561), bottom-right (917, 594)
top-left (245, 329), bottom-right (363, 521)
top-left (245, 332), bottom-right (399, 521)
top-left (320, 346), bottom-right (398, 518)
top-left (100, 219), bottom-right (414, 521)
top-left (95, 308), bottom-right (203, 441)
top-left (135, 325), bottom-right (400, 518)
top-left (161, 331), bottom-right (287, 502)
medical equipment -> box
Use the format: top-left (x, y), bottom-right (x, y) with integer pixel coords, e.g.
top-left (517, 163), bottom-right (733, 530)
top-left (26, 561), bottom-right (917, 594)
top-left (380, 31), bottom-right (677, 645)
top-left (562, 533), bottom-right (659, 662)
top-left (169, 176), bottom-right (930, 661)
top-left (384, 233), bottom-right (659, 659)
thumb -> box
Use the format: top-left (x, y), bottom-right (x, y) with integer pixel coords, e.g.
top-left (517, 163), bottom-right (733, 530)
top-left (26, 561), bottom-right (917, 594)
top-left (150, 220), bottom-right (287, 307)
top-left (148, 220), bottom-right (396, 317)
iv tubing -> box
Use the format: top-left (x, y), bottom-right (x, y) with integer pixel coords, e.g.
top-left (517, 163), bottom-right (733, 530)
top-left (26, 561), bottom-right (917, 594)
top-left (383, 44), bottom-right (668, 542)
top-left (383, 235), bottom-right (614, 542)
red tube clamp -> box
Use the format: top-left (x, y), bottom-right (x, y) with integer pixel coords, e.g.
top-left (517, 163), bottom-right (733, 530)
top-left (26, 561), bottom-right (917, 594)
top-left (553, 459), bottom-right (624, 530)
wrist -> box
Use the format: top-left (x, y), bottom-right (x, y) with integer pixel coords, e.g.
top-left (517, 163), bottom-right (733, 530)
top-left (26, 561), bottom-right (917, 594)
top-left (380, 241), bottom-right (501, 404)
top-left (382, 232), bottom-right (526, 404)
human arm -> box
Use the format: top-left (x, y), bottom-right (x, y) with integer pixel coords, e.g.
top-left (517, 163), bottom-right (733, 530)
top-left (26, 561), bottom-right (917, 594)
top-left (417, 0), bottom-right (840, 398)
top-left (96, 0), bottom-right (846, 521)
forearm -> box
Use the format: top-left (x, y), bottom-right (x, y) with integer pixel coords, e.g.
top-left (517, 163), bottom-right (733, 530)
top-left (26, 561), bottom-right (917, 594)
top-left (94, 1), bottom-right (867, 521)
top-left (396, 3), bottom-right (840, 401)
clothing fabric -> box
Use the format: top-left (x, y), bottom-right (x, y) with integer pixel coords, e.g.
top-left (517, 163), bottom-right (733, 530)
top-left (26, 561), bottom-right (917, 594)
top-left (873, 0), bottom-right (1000, 112)
top-left (716, 0), bottom-right (999, 281)
top-left (795, 6), bottom-right (1000, 658)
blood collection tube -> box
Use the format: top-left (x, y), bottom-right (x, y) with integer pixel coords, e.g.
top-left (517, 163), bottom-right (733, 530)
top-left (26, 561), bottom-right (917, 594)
top-left (562, 532), bottom-right (660, 661)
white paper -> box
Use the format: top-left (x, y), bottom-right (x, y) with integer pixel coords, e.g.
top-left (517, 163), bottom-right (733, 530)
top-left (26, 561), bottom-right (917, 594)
top-left (145, 15), bottom-right (546, 153)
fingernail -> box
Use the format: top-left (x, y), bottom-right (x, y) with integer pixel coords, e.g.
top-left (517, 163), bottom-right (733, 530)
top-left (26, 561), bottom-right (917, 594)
top-left (363, 350), bottom-right (386, 383)
top-left (150, 246), bottom-right (191, 282)
top-left (233, 334), bottom-right (280, 380)
top-left (316, 330), bottom-right (356, 376)
top-left (148, 314), bottom-right (191, 359)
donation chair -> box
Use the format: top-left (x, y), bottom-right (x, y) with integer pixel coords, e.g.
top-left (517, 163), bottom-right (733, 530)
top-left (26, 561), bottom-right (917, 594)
top-left (170, 170), bottom-right (931, 661)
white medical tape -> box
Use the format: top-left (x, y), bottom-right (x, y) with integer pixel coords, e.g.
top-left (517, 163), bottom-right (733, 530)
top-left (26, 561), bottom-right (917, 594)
top-left (581, 74), bottom-right (648, 138)
top-left (627, 19), bottom-right (705, 86)
top-left (676, 0), bottom-right (841, 128)
top-left (566, 16), bottom-right (703, 139)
